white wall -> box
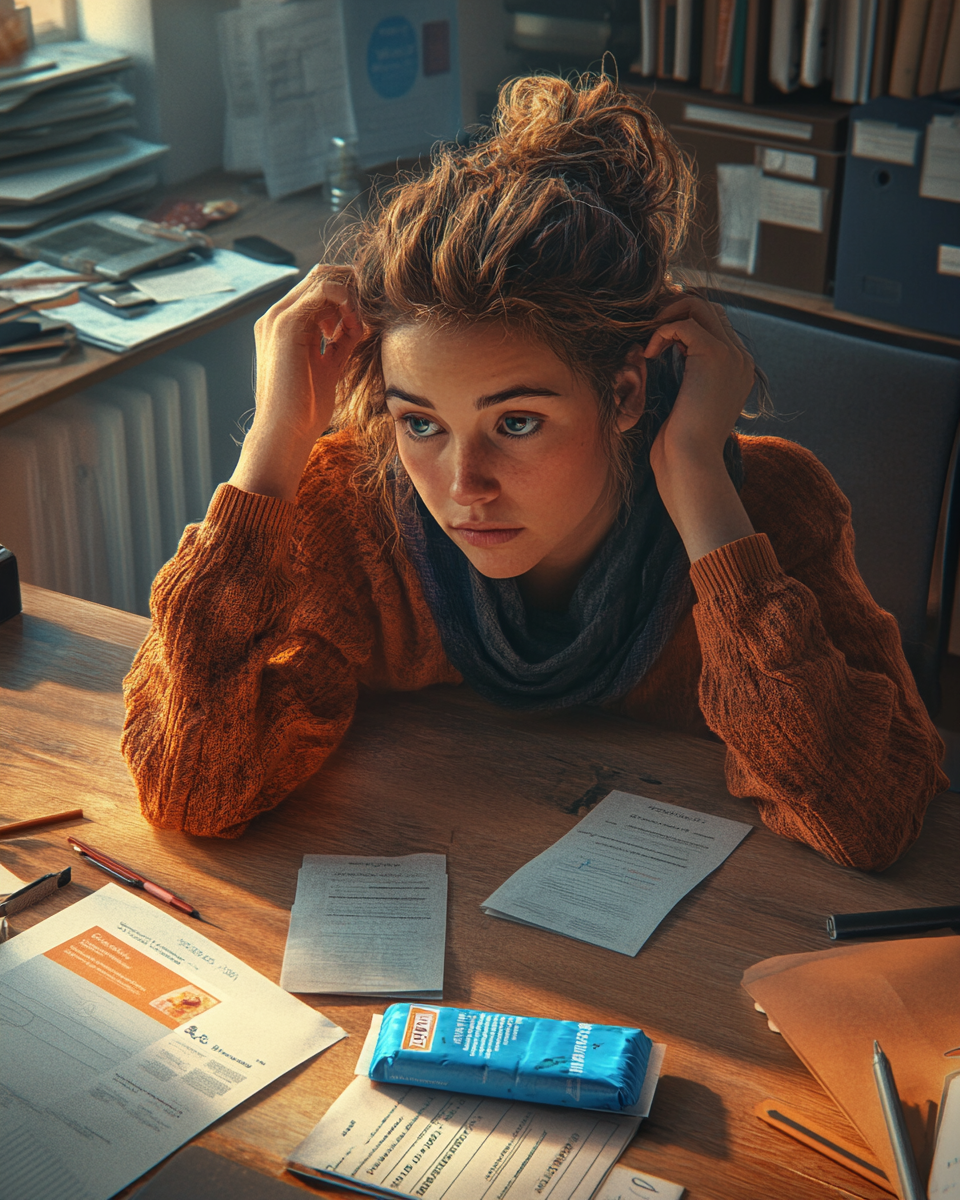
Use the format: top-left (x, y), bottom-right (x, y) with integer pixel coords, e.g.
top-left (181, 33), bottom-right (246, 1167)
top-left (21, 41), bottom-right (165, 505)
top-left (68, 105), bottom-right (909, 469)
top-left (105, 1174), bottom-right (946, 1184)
top-left (78, 0), bottom-right (233, 185)
top-left (457, 0), bottom-right (520, 125)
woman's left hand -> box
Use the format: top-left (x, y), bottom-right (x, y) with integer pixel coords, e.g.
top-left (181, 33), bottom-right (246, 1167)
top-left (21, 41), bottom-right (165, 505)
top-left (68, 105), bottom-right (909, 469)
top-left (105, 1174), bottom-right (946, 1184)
top-left (642, 295), bottom-right (758, 562)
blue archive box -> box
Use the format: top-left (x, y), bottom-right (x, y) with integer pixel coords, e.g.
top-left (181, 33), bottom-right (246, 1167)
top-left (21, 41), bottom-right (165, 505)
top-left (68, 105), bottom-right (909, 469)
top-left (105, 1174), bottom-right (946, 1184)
top-left (834, 96), bottom-right (960, 338)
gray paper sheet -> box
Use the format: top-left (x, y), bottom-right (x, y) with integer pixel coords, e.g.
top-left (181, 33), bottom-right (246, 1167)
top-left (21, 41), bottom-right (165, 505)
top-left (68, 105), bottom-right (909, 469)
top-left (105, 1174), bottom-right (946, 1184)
top-left (481, 791), bottom-right (752, 956)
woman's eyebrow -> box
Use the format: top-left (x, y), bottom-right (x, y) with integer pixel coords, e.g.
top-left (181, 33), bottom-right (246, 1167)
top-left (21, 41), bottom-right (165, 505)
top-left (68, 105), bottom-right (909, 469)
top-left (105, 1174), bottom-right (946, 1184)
top-left (383, 385), bottom-right (560, 410)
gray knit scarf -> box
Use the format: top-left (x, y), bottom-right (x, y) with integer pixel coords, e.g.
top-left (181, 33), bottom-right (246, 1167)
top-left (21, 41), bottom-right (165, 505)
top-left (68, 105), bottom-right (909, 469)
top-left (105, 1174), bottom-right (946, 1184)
top-left (396, 365), bottom-right (743, 713)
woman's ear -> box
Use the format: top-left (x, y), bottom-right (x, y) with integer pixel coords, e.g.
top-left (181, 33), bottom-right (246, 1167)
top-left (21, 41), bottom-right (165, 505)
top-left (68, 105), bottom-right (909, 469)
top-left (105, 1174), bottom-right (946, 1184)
top-left (613, 345), bottom-right (647, 432)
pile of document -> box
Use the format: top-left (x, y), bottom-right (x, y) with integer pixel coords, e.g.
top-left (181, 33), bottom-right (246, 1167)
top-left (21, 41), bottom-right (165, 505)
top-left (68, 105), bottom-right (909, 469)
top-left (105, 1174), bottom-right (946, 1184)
top-left (0, 41), bottom-right (167, 234)
top-left (281, 854), bottom-right (447, 997)
top-left (217, 0), bottom-right (461, 199)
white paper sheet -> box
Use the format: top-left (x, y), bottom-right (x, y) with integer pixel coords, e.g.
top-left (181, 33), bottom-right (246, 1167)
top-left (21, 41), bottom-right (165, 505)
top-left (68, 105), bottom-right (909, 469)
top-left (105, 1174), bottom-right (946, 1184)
top-left (716, 163), bottom-right (761, 275)
top-left (38, 248), bottom-right (298, 353)
top-left (594, 1164), bottom-right (685, 1200)
top-left (929, 1071), bottom-right (960, 1198)
top-left (0, 883), bottom-right (346, 1200)
top-left (481, 792), bottom-right (752, 957)
top-left (131, 261), bottom-right (234, 303)
top-left (255, 0), bottom-right (356, 200)
top-left (281, 854), bottom-right (447, 996)
top-left (0, 259), bottom-right (91, 303)
top-left (288, 1074), bottom-right (642, 1200)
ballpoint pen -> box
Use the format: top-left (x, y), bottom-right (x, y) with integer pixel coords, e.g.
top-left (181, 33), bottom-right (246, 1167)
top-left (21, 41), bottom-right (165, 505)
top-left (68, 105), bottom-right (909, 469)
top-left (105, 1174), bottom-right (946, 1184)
top-left (67, 835), bottom-right (202, 919)
top-left (873, 1040), bottom-right (926, 1200)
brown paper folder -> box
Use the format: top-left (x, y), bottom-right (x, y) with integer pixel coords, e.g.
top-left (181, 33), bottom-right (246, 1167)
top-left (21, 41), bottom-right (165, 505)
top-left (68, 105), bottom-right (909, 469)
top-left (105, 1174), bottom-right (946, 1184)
top-left (742, 938), bottom-right (960, 1189)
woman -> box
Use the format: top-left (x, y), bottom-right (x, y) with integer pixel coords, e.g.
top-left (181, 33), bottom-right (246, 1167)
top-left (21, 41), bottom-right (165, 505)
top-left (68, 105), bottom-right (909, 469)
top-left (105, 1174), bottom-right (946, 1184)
top-left (122, 75), bottom-right (945, 870)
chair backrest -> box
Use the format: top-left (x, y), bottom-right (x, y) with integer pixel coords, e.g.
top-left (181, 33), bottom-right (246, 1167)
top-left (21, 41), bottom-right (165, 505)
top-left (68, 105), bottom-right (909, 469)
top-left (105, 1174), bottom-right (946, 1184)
top-left (727, 306), bottom-right (960, 714)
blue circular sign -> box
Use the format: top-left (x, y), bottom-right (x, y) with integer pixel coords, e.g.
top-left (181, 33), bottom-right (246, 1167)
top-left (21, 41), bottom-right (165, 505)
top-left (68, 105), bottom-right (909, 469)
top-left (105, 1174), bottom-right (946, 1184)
top-left (367, 16), bottom-right (418, 99)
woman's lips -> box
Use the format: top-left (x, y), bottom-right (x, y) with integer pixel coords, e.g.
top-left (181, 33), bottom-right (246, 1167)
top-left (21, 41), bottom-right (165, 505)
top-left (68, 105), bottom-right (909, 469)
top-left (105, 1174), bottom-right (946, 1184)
top-left (452, 525), bottom-right (523, 547)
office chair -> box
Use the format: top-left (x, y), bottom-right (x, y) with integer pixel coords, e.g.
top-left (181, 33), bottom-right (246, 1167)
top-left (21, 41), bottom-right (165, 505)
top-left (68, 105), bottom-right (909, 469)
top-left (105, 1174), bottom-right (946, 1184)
top-left (728, 306), bottom-right (960, 718)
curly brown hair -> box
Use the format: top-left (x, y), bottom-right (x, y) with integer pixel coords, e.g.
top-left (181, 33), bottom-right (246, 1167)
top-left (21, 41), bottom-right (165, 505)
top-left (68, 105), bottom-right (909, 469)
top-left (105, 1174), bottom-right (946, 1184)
top-left (331, 72), bottom-right (698, 510)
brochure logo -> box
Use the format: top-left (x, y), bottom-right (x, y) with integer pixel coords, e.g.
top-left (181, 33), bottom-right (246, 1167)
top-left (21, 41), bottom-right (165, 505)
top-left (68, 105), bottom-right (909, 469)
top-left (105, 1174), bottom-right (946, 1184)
top-left (401, 1005), bottom-right (439, 1052)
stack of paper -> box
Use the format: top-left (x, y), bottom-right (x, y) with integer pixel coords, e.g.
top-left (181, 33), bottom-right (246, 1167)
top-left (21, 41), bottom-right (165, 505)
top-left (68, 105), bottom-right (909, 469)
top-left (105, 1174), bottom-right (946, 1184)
top-left (481, 791), bottom-right (753, 956)
top-left (0, 883), bottom-right (346, 1200)
top-left (0, 251), bottom-right (299, 352)
top-left (0, 42), bottom-right (165, 233)
top-left (281, 854), bottom-right (447, 997)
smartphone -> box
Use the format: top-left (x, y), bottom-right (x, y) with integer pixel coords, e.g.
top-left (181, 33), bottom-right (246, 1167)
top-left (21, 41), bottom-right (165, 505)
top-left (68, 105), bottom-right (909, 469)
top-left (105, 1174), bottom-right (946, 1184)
top-left (233, 235), bottom-right (297, 266)
top-left (80, 281), bottom-right (157, 318)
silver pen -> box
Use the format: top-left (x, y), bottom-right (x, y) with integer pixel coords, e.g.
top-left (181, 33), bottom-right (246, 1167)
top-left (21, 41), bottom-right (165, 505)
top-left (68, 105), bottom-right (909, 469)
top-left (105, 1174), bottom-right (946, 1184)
top-left (873, 1040), bottom-right (925, 1200)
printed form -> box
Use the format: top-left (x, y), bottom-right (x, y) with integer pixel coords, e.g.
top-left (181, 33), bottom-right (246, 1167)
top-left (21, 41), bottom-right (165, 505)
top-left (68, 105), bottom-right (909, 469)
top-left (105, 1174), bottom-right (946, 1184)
top-left (0, 884), bottom-right (346, 1200)
top-left (288, 1074), bottom-right (645, 1200)
top-left (281, 854), bottom-right (447, 997)
top-left (481, 792), bottom-right (752, 956)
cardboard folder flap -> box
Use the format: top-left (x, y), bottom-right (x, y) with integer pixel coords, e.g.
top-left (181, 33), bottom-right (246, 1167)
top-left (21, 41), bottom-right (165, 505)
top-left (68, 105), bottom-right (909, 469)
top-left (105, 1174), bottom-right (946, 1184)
top-left (742, 938), bottom-right (960, 1186)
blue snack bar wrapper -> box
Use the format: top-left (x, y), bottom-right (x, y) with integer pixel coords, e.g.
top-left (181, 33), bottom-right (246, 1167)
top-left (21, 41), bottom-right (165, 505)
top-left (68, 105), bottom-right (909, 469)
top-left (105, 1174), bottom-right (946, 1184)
top-left (369, 1003), bottom-right (651, 1111)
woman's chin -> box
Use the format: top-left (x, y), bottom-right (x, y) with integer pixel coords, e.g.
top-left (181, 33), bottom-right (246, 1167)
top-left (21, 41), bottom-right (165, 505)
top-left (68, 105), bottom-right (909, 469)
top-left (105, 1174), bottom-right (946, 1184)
top-left (458, 541), bottom-right (541, 581)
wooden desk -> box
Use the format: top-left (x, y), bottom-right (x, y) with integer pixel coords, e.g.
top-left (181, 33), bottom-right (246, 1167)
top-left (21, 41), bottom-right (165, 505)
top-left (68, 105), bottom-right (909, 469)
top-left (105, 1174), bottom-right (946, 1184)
top-left (2, 584), bottom-right (957, 1200)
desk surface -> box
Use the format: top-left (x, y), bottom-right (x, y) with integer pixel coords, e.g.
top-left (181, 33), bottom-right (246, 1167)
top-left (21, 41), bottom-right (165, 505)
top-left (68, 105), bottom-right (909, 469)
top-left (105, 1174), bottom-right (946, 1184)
top-left (2, 583), bottom-right (957, 1200)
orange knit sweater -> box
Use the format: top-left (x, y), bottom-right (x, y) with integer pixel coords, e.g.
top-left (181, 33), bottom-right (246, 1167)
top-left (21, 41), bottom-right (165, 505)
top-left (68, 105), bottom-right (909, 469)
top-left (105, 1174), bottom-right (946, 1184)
top-left (122, 431), bottom-right (947, 870)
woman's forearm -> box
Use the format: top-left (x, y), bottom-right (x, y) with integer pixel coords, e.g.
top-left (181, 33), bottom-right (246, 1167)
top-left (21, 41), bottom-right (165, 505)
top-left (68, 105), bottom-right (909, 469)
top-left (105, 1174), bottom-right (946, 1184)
top-left (652, 438), bottom-right (756, 563)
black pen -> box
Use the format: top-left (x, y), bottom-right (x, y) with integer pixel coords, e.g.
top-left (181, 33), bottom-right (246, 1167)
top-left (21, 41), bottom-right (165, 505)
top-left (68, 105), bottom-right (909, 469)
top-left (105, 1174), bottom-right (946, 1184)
top-left (826, 904), bottom-right (960, 940)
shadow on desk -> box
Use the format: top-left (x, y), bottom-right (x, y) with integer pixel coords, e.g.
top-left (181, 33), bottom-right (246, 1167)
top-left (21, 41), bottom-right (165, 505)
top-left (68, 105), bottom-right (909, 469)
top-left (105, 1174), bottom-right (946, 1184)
top-left (0, 611), bottom-right (135, 692)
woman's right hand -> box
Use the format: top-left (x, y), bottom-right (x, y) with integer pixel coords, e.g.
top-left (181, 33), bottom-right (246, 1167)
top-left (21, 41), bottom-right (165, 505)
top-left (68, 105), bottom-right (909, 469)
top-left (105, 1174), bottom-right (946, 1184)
top-left (229, 266), bottom-right (364, 502)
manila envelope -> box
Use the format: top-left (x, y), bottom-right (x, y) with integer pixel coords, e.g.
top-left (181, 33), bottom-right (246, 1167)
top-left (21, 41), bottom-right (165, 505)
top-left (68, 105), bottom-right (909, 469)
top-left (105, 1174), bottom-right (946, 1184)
top-left (742, 937), bottom-right (960, 1188)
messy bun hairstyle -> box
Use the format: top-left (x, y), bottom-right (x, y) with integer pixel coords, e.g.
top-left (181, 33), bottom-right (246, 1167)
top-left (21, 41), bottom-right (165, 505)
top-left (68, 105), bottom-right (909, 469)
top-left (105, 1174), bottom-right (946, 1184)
top-left (333, 73), bottom-right (697, 507)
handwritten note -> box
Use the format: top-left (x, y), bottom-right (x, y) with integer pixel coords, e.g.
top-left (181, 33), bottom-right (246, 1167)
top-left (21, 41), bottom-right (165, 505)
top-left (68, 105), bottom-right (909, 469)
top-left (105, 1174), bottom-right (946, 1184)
top-left (481, 792), bottom-right (752, 956)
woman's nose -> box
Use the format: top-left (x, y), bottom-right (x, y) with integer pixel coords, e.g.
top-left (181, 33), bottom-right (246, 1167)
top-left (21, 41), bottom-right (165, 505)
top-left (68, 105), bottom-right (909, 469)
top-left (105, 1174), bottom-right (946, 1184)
top-left (447, 439), bottom-right (500, 507)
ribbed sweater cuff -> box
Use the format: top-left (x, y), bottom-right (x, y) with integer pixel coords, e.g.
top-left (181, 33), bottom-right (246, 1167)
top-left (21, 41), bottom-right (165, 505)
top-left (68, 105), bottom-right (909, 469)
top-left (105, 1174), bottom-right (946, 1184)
top-left (689, 533), bottom-right (783, 600)
top-left (204, 483), bottom-right (297, 541)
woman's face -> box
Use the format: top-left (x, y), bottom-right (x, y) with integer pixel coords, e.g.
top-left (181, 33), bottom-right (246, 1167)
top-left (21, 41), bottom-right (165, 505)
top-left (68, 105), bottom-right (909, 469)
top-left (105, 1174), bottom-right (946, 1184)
top-left (382, 323), bottom-right (642, 595)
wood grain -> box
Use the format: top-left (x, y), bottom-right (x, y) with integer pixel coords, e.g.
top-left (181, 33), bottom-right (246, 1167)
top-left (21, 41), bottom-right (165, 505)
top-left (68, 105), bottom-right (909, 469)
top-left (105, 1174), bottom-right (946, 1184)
top-left (1, 583), bottom-right (957, 1199)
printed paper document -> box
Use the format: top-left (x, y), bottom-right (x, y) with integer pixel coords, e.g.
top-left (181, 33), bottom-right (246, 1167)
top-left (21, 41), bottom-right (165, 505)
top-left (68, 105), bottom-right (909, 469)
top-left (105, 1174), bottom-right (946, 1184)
top-left (481, 792), bottom-right (752, 956)
top-left (0, 883), bottom-right (346, 1200)
top-left (288, 1074), bottom-right (645, 1200)
top-left (281, 854), bottom-right (447, 997)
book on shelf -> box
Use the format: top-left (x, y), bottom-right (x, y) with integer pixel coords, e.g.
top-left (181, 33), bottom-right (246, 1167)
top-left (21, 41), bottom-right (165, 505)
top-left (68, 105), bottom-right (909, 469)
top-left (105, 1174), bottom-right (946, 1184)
top-left (631, 0), bottom-right (960, 103)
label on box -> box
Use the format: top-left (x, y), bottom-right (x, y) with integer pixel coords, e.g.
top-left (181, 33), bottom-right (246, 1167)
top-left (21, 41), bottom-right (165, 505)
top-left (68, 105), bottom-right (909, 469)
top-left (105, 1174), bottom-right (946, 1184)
top-left (938, 245), bottom-right (960, 277)
top-left (760, 147), bottom-right (817, 181)
top-left (716, 163), bottom-right (760, 274)
top-left (760, 177), bottom-right (825, 231)
top-left (920, 116), bottom-right (960, 203)
top-left (852, 119), bottom-right (919, 166)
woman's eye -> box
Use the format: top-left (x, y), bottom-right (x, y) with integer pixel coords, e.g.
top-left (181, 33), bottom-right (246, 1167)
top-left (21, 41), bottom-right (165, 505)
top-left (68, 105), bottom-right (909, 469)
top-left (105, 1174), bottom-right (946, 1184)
top-left (403, 415), bottom-right (442, 438)
top-left (501, 416), bottom-right (542, 437)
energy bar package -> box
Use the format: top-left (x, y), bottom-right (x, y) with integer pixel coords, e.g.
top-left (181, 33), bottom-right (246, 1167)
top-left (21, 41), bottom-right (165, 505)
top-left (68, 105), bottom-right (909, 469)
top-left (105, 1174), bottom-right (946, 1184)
top-left (368, 1003), bottom-right (651, 1111)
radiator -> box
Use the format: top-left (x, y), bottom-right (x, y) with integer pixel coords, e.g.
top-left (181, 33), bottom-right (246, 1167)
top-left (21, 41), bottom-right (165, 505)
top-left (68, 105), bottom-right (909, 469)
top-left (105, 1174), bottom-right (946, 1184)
top-left (0, 358), bottom-right (212, 617)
